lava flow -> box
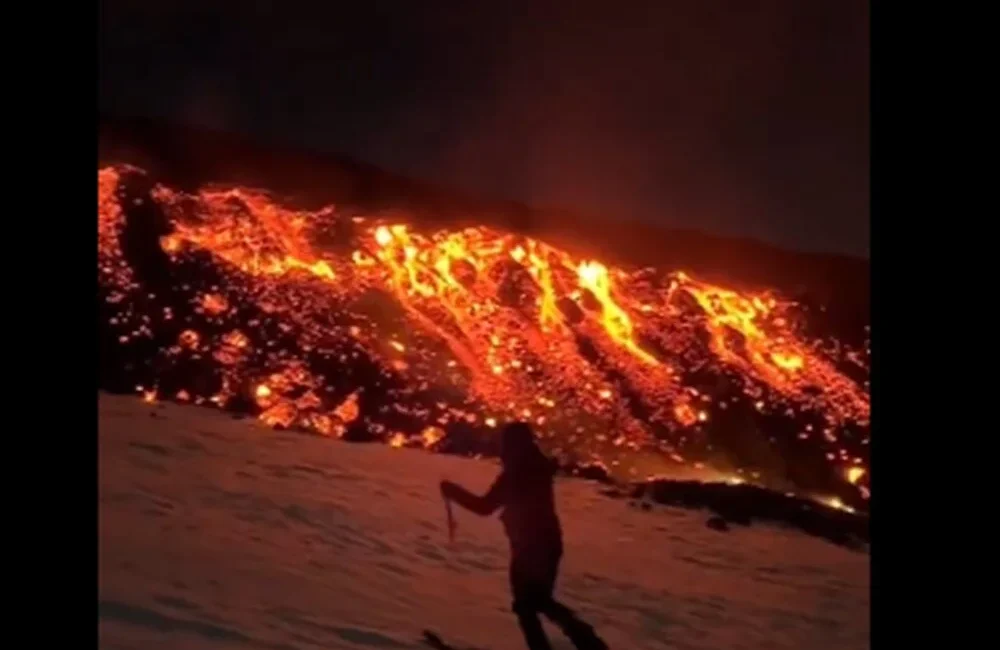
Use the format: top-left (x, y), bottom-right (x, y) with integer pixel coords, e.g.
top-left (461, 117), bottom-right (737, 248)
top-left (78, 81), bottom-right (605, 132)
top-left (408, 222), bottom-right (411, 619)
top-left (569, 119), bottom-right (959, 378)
top-left (98, 164), bottom-right (870, 510)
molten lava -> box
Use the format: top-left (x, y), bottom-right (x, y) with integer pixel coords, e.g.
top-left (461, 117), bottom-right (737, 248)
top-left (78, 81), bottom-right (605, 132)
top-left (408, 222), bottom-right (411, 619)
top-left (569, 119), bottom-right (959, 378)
top-left (98, 165), bottom-right (870, 506)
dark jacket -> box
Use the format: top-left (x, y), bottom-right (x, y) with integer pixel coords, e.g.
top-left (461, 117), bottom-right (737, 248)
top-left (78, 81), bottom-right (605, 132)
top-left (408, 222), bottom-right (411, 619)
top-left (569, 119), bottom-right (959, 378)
top-left (442, 424), bottom-right (563, 556)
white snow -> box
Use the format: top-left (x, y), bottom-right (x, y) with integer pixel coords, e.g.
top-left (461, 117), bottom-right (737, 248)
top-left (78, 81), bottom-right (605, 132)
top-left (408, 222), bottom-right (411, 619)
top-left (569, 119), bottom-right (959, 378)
top-left (99, 394), bottom-right (869, 650)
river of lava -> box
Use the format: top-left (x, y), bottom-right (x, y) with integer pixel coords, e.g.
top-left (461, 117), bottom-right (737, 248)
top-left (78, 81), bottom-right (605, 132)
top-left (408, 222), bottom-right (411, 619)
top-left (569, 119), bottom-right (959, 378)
top-left (98, 164), bottom-right (870, 509)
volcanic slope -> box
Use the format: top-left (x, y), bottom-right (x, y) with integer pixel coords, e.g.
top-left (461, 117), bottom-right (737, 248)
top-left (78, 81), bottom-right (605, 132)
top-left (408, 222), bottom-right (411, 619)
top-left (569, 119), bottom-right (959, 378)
top-left (98, 164), bottom-right (870, 510)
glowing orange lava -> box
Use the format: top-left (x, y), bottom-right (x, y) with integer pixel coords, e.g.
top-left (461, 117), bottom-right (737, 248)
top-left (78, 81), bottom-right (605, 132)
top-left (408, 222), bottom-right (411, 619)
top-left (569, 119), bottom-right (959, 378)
top-left (98, 165), bottom-right (870, 497)
top-left (846, 466), bottom-right (866, 485)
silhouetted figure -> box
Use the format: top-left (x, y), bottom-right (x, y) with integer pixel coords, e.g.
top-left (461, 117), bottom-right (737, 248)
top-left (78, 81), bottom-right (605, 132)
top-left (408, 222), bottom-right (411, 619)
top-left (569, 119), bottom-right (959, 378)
top-left (440, 422), bottom-right (609, 650)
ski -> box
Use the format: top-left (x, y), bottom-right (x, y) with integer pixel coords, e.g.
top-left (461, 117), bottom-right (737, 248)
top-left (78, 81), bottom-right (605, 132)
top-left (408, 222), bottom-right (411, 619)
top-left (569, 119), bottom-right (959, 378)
top-left (421, 629), bottom-right (486, 650)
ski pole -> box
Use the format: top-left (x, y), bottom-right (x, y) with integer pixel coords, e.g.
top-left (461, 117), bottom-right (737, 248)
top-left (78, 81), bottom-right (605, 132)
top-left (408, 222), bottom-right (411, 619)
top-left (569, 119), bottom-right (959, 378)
top-left (444, 496), bottom-right (456, 542)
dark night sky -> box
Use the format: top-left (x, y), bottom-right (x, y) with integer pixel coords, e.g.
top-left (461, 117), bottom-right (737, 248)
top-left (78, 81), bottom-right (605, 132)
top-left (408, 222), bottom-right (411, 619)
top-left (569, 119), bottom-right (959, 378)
top-left (98, 1), bottom-right (869, 257)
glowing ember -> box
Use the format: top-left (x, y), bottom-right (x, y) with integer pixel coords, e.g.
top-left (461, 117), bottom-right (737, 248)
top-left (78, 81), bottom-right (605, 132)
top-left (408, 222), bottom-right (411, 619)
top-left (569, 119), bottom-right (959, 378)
top-left (98, 165), bottom-right (869, 500)
top-left (673, 404), bottom-right (698, 427)
top-left (260, 402), bottom-right (296, 429)
top-left (161, 235), bottom-right (182, 253)
top-left (333, 391), bottom-right (361, 425)
top-left (375, 226), bottom-right (393, 247)
top-left (201, 293), bottom-right (229, 315)
top-left (178, 330), bottom-right (200, 349)
top-left (770, 352), bottom-right (804, 371)
top-left (822, 496), bottom-right (856, 515)
top-left (421, 426), bottom-right (444, 448)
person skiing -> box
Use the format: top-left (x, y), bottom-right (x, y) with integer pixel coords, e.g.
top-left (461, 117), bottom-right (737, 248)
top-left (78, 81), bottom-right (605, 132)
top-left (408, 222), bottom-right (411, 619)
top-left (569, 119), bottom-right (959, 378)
top-left (439, 422), bottom-right (609, 650)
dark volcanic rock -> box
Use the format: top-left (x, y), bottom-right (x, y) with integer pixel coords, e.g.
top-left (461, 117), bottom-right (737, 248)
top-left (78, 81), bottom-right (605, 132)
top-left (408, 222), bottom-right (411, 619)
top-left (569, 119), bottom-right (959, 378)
top-left (638, 478), bottom-right (867, 551)
top-left (573, 463), bottom-right (612, 484)
top-left (706, 516), bottom-right (730, 532)
top-left (342, 422), bottom-right (379, 443)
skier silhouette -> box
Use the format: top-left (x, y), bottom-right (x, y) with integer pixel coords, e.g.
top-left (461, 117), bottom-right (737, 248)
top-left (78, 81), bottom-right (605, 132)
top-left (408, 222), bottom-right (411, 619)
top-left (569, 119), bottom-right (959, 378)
top-left (440, 422), bottom-right (609, 650)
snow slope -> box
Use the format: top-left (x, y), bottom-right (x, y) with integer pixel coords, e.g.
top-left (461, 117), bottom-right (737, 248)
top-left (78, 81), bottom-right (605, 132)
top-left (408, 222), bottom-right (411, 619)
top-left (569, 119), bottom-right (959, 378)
top-left (98, 394), bottom-right (869, 650)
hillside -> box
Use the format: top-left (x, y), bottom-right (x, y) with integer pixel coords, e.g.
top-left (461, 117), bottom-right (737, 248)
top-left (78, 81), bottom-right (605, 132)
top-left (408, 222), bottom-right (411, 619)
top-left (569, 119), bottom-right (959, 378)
top-left (99, 394), bottom-right (869, 650)
top-left (97, 117), bottom-right (870, 540)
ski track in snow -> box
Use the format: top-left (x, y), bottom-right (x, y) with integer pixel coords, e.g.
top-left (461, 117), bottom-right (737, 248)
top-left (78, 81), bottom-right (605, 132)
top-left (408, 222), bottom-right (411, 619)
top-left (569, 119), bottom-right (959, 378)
top-left (99, 394), bottom-right (869, 650)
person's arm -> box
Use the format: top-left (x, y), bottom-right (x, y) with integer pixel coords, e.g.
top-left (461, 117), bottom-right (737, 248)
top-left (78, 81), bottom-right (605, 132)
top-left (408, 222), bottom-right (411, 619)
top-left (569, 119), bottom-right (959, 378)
top-left (440, 474), bottom-right (506, 516)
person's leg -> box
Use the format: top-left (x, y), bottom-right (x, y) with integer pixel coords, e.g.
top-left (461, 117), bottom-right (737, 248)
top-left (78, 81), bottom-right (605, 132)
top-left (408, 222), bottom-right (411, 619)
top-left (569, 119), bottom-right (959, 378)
top-left (541, 601), bottom-right (607, 650)
top-left (511, 556), bottom-right (554, 650)
top-left (537, 552), bottom-right (609, 650)
top-left (513, 601), bottom-right (553, 650)
top-left (540, 597), bottom-right (577, 623)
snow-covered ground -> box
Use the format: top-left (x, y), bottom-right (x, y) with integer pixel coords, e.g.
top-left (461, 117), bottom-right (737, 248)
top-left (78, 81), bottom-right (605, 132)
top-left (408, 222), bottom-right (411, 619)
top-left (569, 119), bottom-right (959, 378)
top-left (98, 394), bottom-right (869, 650)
